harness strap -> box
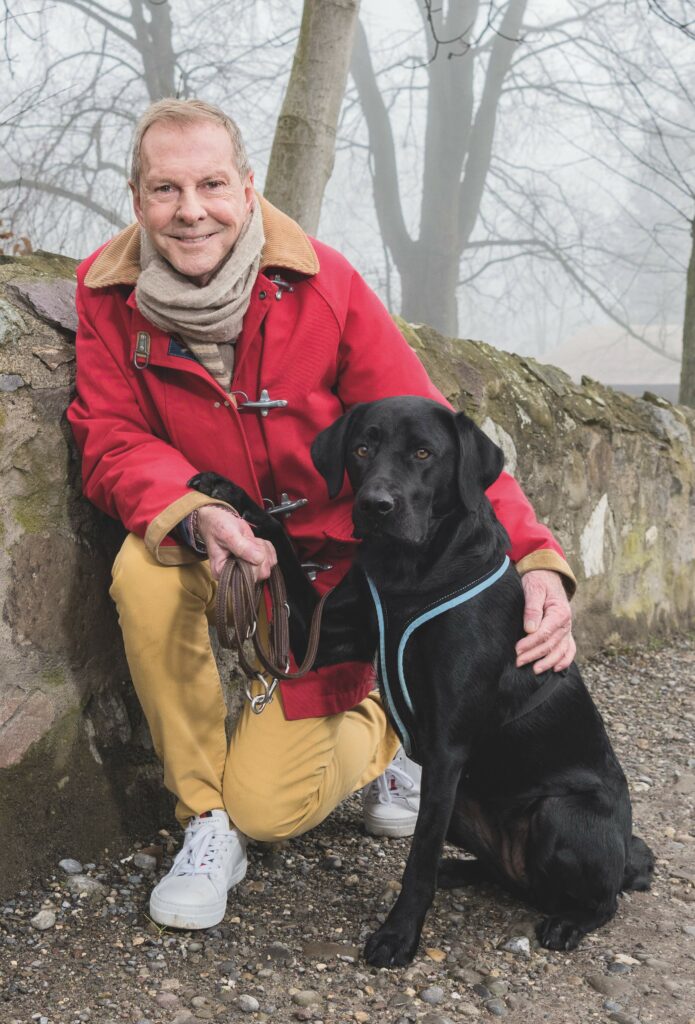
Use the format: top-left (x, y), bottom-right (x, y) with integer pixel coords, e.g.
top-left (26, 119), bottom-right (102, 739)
top-left (366, 556), bottom-right (510, 756)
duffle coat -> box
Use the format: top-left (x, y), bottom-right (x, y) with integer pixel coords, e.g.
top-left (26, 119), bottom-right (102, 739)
top-left (68, 197), bottom-right (575, 720)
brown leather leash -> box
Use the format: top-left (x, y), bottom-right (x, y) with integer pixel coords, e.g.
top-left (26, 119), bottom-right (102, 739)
top-left (215, 557), bottom-right (330, 714)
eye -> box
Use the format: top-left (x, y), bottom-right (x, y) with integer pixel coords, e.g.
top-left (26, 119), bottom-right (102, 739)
top-left (354, 444), bottom-right (369, 458)
top-left (415, 448), bottom-right (431, 460)
top-left (204, 180), bottom-right (224, 190)
top-left (154, 184), bottom-right (174, 193)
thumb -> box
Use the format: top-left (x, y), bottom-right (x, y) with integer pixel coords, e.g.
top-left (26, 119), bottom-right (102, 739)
top-left (233, 533), bottom-right (266, 564)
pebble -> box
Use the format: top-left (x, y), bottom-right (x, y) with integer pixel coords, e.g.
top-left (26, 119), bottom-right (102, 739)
top-left (603, 1000), bottom-right (624, 1011)
top-left (30, 910), bottom-right (56, 930)
top-left (484, 1000), bottom-right (507, 1018)
top-left (502, 936), bottom-right (530, 956)
top-left (420, 986), bottom-right (445, 1005)
top-left (155, 993), bottom-right (179, 1009)
top-left (587, 974), bottom-right (634, 999)
top-left (187, 941), bottom-right (203, 952)
top-left (65, 875), bottom-right (107, 899)
top-left (292, 990), bottom-right (322, 1007)
top-left (237, 994), bottom-right (260, 1013)
top-left (682, 924), bottom-right (695, 937)
top-left (58, 858), bottom-right (83, 875)
top-left (171, 1013), bottom-right (195, 1024)
top-left (608, 1013), bottom-right (641, 1024)
top-left (265, 940), bottom-right (292, 961)
top-left (608, 962), bottom-right (632, 974)
top-left (132, 853), bottom-right (157, 873)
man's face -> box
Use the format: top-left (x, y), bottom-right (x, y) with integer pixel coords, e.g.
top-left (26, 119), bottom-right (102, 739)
top-left (130, 120), bottom-right (255, 287)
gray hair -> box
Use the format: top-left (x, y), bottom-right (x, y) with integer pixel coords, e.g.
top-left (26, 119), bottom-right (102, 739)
top-left (129, 98), bottom-right (251, 188)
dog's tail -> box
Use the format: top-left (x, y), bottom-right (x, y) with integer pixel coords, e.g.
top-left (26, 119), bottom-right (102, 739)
top-left (622, 834), bottom-right (655, 892)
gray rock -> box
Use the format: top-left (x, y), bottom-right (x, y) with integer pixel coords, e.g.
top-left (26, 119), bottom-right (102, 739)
top-left (587, 974), bottom-right (634, 999)
top-left (132, 852), bottom-right (157, 873)
top-left (422, 1015), bottom-right (456, 1024)
top-left (502, 936), bottom-right (530, 956)
top-left (30, 909), bottom-right (55, 930)
top-left (0, 373), bottom-right (24, 391)
top-left (608, 962), bottom-right (631, 974)
top-left (237, 994), bottom-right (260, 1013)
top-left (607, 1013), bottom-right (640, 1024)
top-left (682, 924), bottom-right (695, 937)
top-left (420, 986), bottom-right (445, 1005)
top-left (484, 999), bottom-right (508, 1017)
top-left (155, 993), bottom-right (179, 1009)
top-left (65, 875), bottom-right (107, 899)
top-left (187, 941), bottom-right (203, 952)
top-left (265, 940), bottom-right (293, 961)
top-left (171, 1013), bottom-right (196, 1024)
top-left (603, 1000), bottom-right (623, 1011)
top-left (0, 297), bottom-right (25, 346)
top-left (58, 858), bottom-right (82, 875)
top-left (292, 990), bottom-right (322, 1007)
top-left (6, 278), bottom-right (78, 334)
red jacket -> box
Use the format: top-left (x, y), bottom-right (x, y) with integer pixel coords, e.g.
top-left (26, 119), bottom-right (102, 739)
top-left (68, 198), bottom-right (574, 719)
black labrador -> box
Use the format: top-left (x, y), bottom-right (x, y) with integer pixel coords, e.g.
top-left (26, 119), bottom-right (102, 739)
top-left (190, 396), bottom-right (654, 967)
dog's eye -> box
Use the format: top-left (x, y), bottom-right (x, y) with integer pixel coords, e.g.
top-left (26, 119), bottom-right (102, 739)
top-left (415, 448), bottom-right (431, 460)
top-left (355, 444), bottom-right (369, 458)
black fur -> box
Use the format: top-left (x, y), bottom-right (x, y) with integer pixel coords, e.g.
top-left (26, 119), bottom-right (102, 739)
top-left (189, 395), bottom-right (654, 966)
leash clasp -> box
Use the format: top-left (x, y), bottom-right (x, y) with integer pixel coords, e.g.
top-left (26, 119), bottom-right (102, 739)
top-left (246, 673), bottom-right (278, 714)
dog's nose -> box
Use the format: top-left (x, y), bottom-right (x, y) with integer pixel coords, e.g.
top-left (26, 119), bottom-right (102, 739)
top-left (358, 488), bottom-right (395, 517)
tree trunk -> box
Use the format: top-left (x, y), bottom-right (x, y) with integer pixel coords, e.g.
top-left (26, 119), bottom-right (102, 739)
top-left (678, 216), bottom-right (695, 407)
top-left (264, 0), bottom-right (360, 235)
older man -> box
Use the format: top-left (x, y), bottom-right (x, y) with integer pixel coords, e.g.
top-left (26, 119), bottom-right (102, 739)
top-left (68, 99), bottom-right (576, 931)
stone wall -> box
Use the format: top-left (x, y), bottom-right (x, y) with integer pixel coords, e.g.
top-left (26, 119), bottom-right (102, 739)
top-left (1, 254), bottom-right (693, 896)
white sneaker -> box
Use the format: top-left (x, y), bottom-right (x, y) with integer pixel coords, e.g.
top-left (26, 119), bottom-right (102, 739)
top-left (149, 809), bottom-right (247, 930)
top-left (362, 748), bottom-right (421, 838)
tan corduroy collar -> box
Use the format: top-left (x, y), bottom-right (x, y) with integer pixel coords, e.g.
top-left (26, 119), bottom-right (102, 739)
top-left (84, 193), bottom-right (319, 289)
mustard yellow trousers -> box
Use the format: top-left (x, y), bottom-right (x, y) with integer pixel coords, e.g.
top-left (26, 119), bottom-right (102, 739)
top-left (110, 534), bottom-right (399, 836)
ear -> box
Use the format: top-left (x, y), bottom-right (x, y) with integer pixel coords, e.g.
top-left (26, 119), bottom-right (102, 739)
top-left (453, 412), bottom-right (505, 512)
top-left (311, 405), bottom-right (363, 499)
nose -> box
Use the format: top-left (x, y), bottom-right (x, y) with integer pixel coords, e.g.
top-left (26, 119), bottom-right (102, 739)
top-left (176, 186), bottom-right (206, 223)
top-left (357, 487), bottom-right (395, 517)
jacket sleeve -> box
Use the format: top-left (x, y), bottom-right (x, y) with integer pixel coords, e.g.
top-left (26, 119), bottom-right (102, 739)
top-left (334, 268), bottom-right (576, 594)
top-left (67, 282), bottom-right (234, 564)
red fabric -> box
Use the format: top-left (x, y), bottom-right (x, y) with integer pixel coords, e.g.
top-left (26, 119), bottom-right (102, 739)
top-left (68, 236), bottom-right (565, 719)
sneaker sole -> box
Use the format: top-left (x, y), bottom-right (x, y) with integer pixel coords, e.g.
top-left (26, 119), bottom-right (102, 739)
top-left (363, 817), bottom-right (416, 839)
top-left (149, 859), bottom-right (247, 930)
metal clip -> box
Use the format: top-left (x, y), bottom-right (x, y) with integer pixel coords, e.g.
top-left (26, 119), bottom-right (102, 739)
top-left (245, 674), bottom-right (278, 714)
top-left (270, 274), bottom-right (294, 300)
top-left (300, 562), bottom-right (334, 582)
top-left (265, 493), bottom-right (309, 518)
top-left (133, 332), bottom-right (150, 369)
top-left (233, 388), bottom-right (288, 417)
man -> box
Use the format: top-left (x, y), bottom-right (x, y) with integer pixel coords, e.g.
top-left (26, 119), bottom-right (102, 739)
top-left (68, 99), bottom-right (577, 932)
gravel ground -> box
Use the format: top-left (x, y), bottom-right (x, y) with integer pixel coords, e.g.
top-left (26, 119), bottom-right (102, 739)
top-left (2, 634), bottom-right (694, 1024)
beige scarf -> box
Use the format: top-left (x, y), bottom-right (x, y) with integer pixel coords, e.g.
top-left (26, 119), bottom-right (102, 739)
top-left (135, 199), bottom-right (265, 389)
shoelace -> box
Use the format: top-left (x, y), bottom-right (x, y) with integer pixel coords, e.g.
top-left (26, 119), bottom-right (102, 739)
top-left (170, 820), bottom-right (233, 877)
top-left (367, 763), bottom-right (416, 805)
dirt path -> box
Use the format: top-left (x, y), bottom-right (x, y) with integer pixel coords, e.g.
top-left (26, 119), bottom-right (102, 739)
top-left (1, 635), bottom-right (694, 1024)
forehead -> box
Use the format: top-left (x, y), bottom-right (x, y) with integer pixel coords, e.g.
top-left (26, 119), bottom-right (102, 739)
top-left (140, 121), bottom-right (237, 180)
top-left (357, 399), bottom-right (451, 445)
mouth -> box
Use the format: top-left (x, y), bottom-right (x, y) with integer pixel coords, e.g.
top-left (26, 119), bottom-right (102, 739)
top-left (172, 233), bottom-right (217, 245)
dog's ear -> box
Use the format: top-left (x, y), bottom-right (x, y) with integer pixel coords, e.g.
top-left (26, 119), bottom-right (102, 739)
top-left (311, 405), bottom-right (364, 499)
top-left (453, 412), bottom-right (505, 512)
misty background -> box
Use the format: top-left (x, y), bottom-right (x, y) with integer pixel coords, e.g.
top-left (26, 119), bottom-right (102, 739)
top-left (1, 0), bottom-right (693, 399)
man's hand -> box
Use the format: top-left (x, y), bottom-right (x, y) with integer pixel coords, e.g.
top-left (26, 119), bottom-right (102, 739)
top-left (196, 505), bottom-right (277, 582)
top-left (516, 569), bottom-right (575, 673)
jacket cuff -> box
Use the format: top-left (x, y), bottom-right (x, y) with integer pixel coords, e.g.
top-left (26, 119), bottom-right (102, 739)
top-left (145, 492), bottom-right (237, 566)
top-left (515, 550), bottom-right (577, 598)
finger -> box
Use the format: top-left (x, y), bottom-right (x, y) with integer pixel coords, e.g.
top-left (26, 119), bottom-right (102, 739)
top-left (516, 621), bottom-right (571, 666)
top-left (553, 634), bottom-right (576, 672)
top-left (531, 634), bottom-right (573, 674)
top-left (516, 605), bottom-right (571, 654)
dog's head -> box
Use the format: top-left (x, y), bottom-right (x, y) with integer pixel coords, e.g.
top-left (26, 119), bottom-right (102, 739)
top-left (311, 396), bottom-right (504, 545)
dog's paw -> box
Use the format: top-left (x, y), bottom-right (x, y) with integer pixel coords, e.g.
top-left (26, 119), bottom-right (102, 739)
top-left (536, 916), bottom-right (584, 951)
top-left (187, 473), bottom-right (268, 525)
top-left (364, 922), bottom-right (420, 968)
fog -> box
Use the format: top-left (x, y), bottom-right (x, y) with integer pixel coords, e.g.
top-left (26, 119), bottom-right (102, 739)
top-left (1, 0), bottom-right (693, 387)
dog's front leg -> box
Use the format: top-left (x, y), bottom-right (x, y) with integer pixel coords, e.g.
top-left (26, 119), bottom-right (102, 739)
top-left (364, 752), bottom-right (464, 968)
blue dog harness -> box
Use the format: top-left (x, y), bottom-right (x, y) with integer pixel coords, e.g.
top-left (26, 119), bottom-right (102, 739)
top-left (365, 555), bottom-right (510, 761)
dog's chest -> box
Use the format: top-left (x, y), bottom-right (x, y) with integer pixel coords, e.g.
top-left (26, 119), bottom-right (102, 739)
top-left (365, 558), bottom-right (510, 761)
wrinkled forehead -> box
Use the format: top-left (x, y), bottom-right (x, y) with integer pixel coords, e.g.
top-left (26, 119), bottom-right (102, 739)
top-left (352, 397), bottom-right (453, 447)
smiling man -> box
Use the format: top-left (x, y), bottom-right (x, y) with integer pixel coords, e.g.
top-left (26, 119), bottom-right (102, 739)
top-left (68, 98), bottom-right (577, 932)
